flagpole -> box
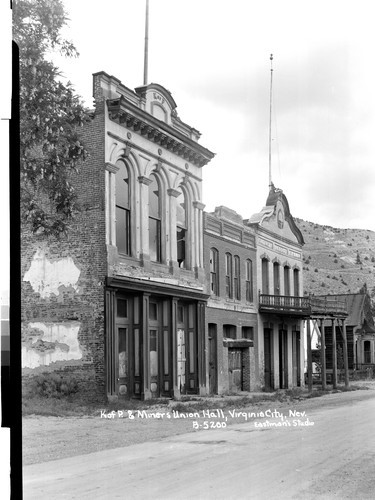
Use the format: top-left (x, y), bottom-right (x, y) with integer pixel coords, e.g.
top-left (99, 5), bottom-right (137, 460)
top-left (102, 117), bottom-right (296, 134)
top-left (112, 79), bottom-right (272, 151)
top-left (143, 0), bottom-right (149, 85)
top-left (268, 53), bottom-right (273, 189)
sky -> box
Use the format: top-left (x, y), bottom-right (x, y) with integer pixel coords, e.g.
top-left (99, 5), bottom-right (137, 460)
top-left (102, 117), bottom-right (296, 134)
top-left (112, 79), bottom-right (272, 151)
top-left (4, 0), bottom-right (375, 232)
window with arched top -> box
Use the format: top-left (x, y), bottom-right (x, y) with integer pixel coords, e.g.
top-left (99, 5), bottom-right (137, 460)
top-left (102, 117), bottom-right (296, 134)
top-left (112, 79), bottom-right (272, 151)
top-left (234, 256), bottom-right (240, 300)
top-left (148, 174), bottom-right (161, 262)
top-left (293, 268), bottom-right (300, 296)
top-left (225, 253), bottom-right (233, 298)
top-left (115, 160), bottom-right (131, 255)
top-left (176, 191), bottom-right (187, 268)
top-left (262, 258), bottom-right (269, 294)
top-left (284, 266), bottom-right (291, 296)
top-left (246, 259), bottom-right (253, 302)
top-left (210, 248), bottom-right (219, 296)
top-left (273, 262), bottom-right (280, 295)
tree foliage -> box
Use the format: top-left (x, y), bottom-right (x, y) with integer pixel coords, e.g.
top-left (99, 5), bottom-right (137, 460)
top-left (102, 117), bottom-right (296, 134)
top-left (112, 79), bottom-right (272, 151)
top-left (13, 0), bottom-right (90, 235)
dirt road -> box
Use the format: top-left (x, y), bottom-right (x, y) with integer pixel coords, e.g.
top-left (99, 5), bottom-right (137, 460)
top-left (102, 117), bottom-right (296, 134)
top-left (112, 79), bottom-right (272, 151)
top-left (23, 389), bottom-right (375, 499)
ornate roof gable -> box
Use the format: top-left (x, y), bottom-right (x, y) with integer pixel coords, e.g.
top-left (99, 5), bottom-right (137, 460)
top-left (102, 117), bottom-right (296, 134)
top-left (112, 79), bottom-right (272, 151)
top-left (246, 184), bottom-right (304, 245)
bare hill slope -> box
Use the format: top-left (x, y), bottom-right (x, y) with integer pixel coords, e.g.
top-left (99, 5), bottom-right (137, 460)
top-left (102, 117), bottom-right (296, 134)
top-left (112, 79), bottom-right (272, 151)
top-left (295, 219), bottom-right (375, 296)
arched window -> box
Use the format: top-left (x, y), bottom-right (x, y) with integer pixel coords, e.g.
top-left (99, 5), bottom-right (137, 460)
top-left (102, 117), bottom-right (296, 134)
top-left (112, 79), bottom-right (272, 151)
top-left (273, 262), bottom-right (280, 295)
top-left (176, 191), bottom-right (187, 268)
top-left (262, 258), bottom-right (269, 294)
top-left (284, 266), bottom-right (290, 296)
top-left (149, 174), bottom-right (161, 262)
top-left (293, 268), bottom-right (300, 296)
top-left (225, 253), bottom-right (233, 298)
top-left (234, 255), bottom-right (240, 300)
top-left (210, 248), bottom-right (219, 296)
top-left (246, 259), bottom-right (253, 302)
top-left (115, 160), bottom-right (131, 255)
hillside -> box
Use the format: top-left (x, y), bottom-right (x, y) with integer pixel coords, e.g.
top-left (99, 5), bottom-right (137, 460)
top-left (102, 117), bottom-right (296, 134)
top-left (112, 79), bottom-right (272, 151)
top-left (295, 219), bottom-right (375, 297)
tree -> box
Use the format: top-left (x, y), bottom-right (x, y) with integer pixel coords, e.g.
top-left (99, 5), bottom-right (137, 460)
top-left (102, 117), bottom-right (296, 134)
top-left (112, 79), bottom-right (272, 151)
top-left (13, 0), bottom-right (90, 235)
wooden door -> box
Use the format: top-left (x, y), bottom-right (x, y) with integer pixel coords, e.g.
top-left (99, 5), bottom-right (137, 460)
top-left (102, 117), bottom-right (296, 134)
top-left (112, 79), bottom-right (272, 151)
top-left (228, 348), bottom-right (243, 392)
top-left (279, 330), bottom-right (288, 389)
top-left (264, 329), bottom-right (273, 389)
top-left (208, 324), bottom-right (217, 394)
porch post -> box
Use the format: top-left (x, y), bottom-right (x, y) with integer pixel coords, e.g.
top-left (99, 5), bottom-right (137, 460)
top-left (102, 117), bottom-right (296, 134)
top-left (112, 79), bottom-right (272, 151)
top-left (306, 319), bottom-right (313, 392)
top-left (320, 319), bottom-right (327, 390)
top-left (332, 318), bottom-right (337, 389)
top-left (342, 319), bottom-right (350, 388)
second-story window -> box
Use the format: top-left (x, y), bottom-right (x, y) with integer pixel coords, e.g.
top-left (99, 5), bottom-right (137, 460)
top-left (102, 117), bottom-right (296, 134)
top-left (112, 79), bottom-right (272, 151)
top-left (293, 268), bottom-right (300, 296)
top-left (273, 262), bottom-right (280, 295)
top-left (176, 192), bottom-right (187, 268)
top-left (284, 266), bottom-right (290, 295)
top-left (246, 259), bottom-right (253, 302)
top-left (115, 160), bottom-right (131, 255)
top-left (149, 174), bottom-right (161, 262)
top-left (234, 255), bottom-right (240, 300)
top-left (262, 258), bottom-right (269, 294)
top-left (210, 248), bottom-right (219, 296)
top-left (225, 253), bottom-right (233, 298)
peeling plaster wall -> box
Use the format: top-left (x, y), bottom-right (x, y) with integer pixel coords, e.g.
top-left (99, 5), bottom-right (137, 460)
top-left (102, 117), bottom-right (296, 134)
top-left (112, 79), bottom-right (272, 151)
top-left (23, 250), bottom-right (80, 298)
top-left (21, 107), bottom-right (107, 399)
top-left (22, 321), bottom-right (82, 369)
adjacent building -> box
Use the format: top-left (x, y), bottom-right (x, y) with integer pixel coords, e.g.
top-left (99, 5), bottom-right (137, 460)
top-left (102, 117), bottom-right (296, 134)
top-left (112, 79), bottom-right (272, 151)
top-left (245, 184), bottom-right (306, 390)
top-left (323, 293), bottom-right (375, 372)
top-left (204, 206), bottom-right (258, 394)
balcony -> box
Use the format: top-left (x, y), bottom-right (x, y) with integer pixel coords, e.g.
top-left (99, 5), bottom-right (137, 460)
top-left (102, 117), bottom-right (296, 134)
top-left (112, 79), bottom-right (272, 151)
top-left (309, 296), bottom-right (348, 316)
top-left (259, 293), bottom-right (348, 317)
top-left (259, 294), bottom-right (310, 316)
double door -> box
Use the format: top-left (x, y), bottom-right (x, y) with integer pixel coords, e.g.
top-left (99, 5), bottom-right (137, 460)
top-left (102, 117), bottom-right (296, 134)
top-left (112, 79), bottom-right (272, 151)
top-left (115, 295), bottom-right (198, 398)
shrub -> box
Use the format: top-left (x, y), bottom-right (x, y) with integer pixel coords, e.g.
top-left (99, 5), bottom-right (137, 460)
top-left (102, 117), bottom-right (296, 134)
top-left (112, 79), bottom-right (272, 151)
top-left (28, 372), bottom-right (79, 398)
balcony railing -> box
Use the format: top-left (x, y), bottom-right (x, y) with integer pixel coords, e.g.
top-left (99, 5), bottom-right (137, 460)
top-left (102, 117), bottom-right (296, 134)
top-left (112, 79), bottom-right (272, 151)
top-left (309, 296), bottom-right (347, 315)
top-left (259, 293), bottom-right (348, 317)
top-left (259, 294), bottom-right (310, 316)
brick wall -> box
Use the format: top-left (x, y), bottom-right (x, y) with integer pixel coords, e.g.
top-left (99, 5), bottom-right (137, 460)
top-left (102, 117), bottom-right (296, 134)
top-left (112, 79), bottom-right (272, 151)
top-left (21, 101), bottom-right (108, 401)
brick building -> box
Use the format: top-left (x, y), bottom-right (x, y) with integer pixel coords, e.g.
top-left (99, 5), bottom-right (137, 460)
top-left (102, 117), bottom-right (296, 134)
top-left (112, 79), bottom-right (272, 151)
top-left (204, 206), bottom-right (258, 394)
top-left (22, 72), bottom-right (214, 400)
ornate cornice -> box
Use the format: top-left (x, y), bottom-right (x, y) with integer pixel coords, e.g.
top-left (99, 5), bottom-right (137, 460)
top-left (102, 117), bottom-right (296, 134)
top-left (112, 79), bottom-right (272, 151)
top-left (107, 97), bottom-right (214, 168)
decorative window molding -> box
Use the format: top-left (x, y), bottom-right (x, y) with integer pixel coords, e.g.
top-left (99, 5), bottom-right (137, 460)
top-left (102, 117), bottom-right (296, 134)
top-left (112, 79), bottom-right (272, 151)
top-left (234, 255), bottom-right (240, 300)
top-left (106, 162), bottom-right (119, 174)
top-left (225, 253), bottom-right (233, 299)
top-left (210, 248), bottom-right (219, 296)
top-left (245, 259), bottom-right (253, 303)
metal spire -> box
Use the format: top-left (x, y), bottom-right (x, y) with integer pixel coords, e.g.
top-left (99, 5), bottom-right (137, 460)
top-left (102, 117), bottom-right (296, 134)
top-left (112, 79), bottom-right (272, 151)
top-left (268, 53), bottom-right (274, 190)
top-left (143, 0), bottom-right (149, 85)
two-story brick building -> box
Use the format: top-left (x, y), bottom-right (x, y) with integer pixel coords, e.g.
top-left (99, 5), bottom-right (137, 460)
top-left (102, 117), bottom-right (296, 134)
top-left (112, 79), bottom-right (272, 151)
top-left (22, 72), bottom-right (214, 400)
top-left (203, 206), bottom-right (258, 394)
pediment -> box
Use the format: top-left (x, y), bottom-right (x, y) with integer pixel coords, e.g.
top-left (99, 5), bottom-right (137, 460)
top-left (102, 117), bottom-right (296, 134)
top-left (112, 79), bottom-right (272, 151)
top-left (135, 83), bottom-right (177, 125)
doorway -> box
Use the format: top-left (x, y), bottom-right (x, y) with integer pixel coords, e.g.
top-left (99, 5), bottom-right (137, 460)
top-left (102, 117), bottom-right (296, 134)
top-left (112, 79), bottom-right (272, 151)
top-left (264, 328), bottom-right (273, 389)
top-left (228, 348), bottom-right (243, 392)
top-left (279, 329), bottom-right (288, 389)
top-left (208, 324), bottom-right (218, 394)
